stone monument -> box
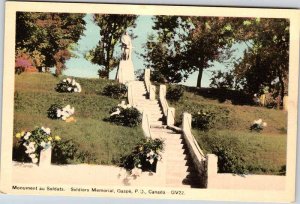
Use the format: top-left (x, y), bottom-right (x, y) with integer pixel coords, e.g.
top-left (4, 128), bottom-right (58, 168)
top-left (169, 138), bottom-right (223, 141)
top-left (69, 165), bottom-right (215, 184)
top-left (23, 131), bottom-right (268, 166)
top-left (115, 31), bottom-right (135, 84)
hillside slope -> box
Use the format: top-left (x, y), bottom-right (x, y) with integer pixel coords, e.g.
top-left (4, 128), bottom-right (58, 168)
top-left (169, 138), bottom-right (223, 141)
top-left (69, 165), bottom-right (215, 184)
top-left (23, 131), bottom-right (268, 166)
top-left (169, 87), bottom-right (287, 175)
top-left (13, 73), bottom-right (144, 165)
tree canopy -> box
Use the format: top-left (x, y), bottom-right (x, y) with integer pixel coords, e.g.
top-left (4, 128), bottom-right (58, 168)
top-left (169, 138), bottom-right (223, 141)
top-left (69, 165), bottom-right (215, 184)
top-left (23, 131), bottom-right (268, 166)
top-left (143, 16), bottom-right (290, 105)
top-left (16, 12), bottom-right (86, 75)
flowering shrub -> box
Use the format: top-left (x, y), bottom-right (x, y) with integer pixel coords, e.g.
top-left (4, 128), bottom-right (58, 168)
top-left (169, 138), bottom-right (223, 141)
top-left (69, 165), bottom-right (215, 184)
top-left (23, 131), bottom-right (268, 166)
top-left (121, 138), bottom-right (164, 176)
top-left (55, 78), bottom-right (82, 93)
top-left (192, 110), bottom-right (215, 131)
top-left (47, 104), bottom-right (75, 121)
top-left (102, 83), bottom-right (127, 99)
top-left (250, 119), bottom-right (267, 132)
top-left (166, 85), bottom-right (185, 102)
top-left (15, 127), bottom-right (61, 164)
top-left (107, 105), bottom-right (142, 127)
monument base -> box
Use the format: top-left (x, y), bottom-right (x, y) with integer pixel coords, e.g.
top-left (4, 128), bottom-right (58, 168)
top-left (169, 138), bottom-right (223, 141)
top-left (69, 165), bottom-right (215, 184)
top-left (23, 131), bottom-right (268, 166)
top-left (116, 60), bottom-right (135, 84)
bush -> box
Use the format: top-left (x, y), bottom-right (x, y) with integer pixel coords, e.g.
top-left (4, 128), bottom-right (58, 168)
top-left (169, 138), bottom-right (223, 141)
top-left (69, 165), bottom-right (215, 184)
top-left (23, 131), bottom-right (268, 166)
top-left (250, 119), bottom-right (267, 132)
top-left (14, 126), bottom-right (61, 164)
top-left (201, 133), bottom-right (248, 174)
top-left (55, 78), bottom-right (82, 93)
top-left (47, 104), bottom-right (63, 119)
top-left (106, 106), bottom-right (142, 127)
top-left (166, 85), bottom-right (185, 102)
top-left (51, 139), bottom-right (96, 164)
top-left (47, 104), bottom-right (75, 121)
top-left (120, 138), bottom-right (164, 173)
top-left (192, 110), bottom-right (215, 131)
top-left (102, 83), bottom-right (127, 99)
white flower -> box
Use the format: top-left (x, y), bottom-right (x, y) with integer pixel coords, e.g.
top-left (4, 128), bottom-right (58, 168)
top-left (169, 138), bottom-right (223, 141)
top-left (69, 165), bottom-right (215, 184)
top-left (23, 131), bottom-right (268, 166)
top-left (74, 88), bottom-right (78, 92)
top-left (67, 78), bottom-right (71, 83)
top-left (29, 142), bottom-right (35, 147)
top-left (62, 115), bottom-right (67, 121)
top-left (63, 79), bottom-right (66, 82)
top-left (24, 132), bottom-right (31, 140)
top-left (41, 127), bottom-right (51, 135)
top-left (29, 154), bottom-right (36, 159)
top-left (257, 119), bottom-right (262, 124)
top-left (110, 108), bottom-right (121, 116)
top-left (57, 109), bottom-right (62, 118)
top-left (149, 158), bottom-right (154, 164)
top-left (32, 158), bottom-right (38, 164)
top-left (40, 141), bottom-right (46, 148)
top-left (72, 80), bottom-right (76, 86)
top-left (149, 150), bottom-right (154, 156)
top-left (67, 87), bottom-right (72, 92)
top-left (262, 122), bottom-right (267, 127)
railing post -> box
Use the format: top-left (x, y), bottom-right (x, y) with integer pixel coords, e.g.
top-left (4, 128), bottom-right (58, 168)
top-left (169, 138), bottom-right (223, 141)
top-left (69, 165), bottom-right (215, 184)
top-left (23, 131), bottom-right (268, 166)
top-left (144, 69), bottom-right (150, 92)
top-left (182, 112), bottom-right (192, 135)
top-left (159, 85), bottom-right (166, 99)
top-left (206, 154), bottom-right (218, 188)
top-left (39, 146), bottom-right (52, 168)
top-left (142, 111), bottom-right (151, 138)
top-left (149, 85), bottom-right (156, 100)
top-left (167, 107), bottom-right (175, 126)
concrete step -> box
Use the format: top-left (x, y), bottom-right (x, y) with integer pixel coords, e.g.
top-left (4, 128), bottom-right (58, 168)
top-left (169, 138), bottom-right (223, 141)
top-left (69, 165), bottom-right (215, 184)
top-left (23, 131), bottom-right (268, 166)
top-left (165, 148), bottom-right (185, 155)
top-left (150, 128), bottom-right (174, 134)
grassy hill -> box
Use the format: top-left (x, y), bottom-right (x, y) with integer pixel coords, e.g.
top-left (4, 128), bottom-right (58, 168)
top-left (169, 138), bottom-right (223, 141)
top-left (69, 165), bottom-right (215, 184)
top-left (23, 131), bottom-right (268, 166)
top-left (169, 87), bottom-right (287, 175)
top-left (13, 73), bottom-right (144, 165)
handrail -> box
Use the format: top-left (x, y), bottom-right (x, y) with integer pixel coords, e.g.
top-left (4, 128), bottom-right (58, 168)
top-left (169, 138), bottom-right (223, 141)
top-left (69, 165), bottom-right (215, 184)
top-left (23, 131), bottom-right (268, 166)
top-left (186, 116), bottom-right (205, 158)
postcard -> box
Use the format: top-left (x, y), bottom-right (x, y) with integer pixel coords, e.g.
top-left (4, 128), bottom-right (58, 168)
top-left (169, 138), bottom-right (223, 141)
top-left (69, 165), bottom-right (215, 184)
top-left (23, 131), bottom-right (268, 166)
top-left (1, 1), bottom-right (299, 203)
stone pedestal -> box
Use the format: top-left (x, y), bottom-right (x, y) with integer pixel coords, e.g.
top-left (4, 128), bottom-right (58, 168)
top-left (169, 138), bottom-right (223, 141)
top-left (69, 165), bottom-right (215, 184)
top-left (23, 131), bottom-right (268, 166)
top-left (116, 60), bottom-right (135, 84)
top-left (39, 146), bottom-right (52, 168)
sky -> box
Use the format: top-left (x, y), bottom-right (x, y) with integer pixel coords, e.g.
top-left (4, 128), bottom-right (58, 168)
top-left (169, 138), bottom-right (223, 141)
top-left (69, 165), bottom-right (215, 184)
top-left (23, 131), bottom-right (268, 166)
top-left (63, 14), bottom-right (247, 87)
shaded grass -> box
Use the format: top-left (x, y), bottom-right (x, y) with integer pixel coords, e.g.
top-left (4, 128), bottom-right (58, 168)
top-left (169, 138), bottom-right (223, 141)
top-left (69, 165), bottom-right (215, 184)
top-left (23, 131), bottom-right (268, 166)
top-left (14, 73), bottom-right (143, 165)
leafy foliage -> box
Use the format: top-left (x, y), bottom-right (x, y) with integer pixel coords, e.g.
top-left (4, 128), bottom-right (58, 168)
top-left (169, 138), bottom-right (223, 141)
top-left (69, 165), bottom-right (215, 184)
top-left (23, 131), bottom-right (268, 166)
top-left (192, 110), bottom-right (216, 131)
top-left (166, 85), bottom-right (185, 102)
top-left (15, 12), bottom-right (86, 75)
top-left (233, 19), bottom-right (289, 106)
top-left (55, 78), bottom-right (82, 93)
top-left (202, 133), bottom-right (248, 174)
top-left (120, 138), bottom-right (164, 172)
top-left (106, 106), bottom-right (142, 127)
top-left (102, 83), bottom-right (127, 99)
top-left (47, 103), bottom-right (63, 119)
top-left (86, 14), bottom-right (138, 78)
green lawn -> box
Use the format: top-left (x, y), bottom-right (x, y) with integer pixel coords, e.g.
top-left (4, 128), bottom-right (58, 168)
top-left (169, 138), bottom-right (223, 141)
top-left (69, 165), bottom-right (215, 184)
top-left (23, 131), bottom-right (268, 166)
top-left (169, 88), bottom-right (287, 175)
top-left (13, 73), bottom-right (144, 165)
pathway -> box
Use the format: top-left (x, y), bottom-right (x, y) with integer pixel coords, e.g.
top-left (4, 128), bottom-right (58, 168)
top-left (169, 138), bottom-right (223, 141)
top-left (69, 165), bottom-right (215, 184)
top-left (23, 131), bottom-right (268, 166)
top-left (132, 81), bottom-right (202, 188)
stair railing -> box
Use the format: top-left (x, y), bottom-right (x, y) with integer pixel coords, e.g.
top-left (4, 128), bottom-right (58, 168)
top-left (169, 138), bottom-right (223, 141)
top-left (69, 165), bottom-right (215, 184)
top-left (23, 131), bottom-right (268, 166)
top-left (142, 110), bottom-right (152, 138)
top-left (159, 85), bottom-right (175, 126)
top-left (127, 81), bottom-right (134, 106)
top-left (144, 69), bottom-right (156, 100)
top-left (182, 112), bottom-right (206, 174)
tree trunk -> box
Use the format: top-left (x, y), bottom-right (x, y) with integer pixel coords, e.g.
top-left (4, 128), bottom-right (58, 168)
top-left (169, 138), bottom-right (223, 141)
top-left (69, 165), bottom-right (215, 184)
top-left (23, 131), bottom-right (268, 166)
top-left (279, 76), bottom-right (285, 107)
top-left (197, 67), bottom-right (204, 88)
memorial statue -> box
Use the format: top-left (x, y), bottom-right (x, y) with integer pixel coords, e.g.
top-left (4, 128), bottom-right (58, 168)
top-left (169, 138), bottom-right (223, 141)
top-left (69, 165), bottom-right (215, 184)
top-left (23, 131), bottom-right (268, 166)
top-left (121, 31), bottom-right (132, 60)
top-left (115, 31), bottom-right (135, 84)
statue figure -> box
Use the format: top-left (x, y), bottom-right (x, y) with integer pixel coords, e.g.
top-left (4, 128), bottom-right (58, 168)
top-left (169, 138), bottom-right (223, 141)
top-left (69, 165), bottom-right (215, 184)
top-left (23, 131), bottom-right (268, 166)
top-left (116, 31), bottom-right (135, 84)
top-left (121, 32), bottom-right (132, 60)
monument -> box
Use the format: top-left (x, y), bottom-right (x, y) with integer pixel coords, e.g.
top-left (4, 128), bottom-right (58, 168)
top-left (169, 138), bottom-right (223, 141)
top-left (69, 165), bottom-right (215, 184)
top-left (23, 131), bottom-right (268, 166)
top-left (115, 31), bottom-right (135, 84)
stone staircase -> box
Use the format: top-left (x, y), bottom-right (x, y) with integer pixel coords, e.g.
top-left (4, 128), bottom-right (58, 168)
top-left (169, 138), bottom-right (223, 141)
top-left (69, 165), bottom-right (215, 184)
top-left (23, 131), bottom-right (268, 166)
top-left (132, 81), bottom-right (202, 188)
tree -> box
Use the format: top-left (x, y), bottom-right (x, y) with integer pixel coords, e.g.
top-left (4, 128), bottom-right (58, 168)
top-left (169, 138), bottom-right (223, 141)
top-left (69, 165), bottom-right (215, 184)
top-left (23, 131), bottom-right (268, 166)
top-left (16, 12), bottom-right (86, 75)
top-left (143, 16), bottom-right (241, 87)
top-left (233, 18), bottom-right (289, 105)
top-left (87, 14), bottom-right (137, 79)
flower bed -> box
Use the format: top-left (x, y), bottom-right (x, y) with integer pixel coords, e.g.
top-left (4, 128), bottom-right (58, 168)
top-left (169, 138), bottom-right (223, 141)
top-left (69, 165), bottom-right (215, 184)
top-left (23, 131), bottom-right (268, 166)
top-left (121, 138), bottom-right (165, 176)
top-left (55, 78), bottom-right (82, 93)
top-left (47, 104), bottom-right (75, 121)
top-left (250, 118), bottom-right (267, 132)
top-left (15, 127), bottom-right (61, 164)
